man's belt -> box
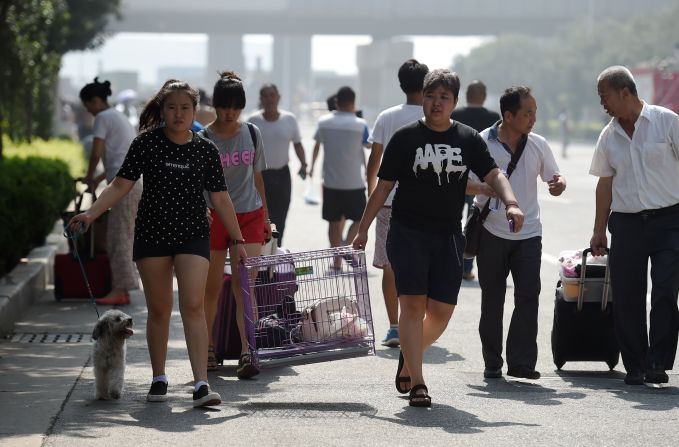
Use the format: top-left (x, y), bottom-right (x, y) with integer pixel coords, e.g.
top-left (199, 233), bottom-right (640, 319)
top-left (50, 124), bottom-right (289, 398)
top-left (637, 202), bottom-right (679, 218)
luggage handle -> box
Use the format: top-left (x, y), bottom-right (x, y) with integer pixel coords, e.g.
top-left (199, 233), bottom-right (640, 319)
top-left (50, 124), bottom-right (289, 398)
top-left (66, 180), bottom-right (96, 259)
top-left (579, 247), bottom-right (610, 312)
top-left (73, 178), bottom-right (100, 213)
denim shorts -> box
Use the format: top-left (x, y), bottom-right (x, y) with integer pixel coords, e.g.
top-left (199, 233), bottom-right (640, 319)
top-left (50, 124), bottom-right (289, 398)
top-left (132, 238), bottom-right (210, 262)
top-left (386, 219), bottom-right (464, 305)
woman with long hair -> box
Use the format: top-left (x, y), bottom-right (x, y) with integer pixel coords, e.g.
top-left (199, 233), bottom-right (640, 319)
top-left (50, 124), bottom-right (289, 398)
top-left (69, 79), bottom-right (247, 407)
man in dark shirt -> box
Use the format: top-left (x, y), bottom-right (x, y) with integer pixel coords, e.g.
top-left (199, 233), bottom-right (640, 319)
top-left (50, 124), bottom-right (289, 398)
top-left (452, 80), bottom-right (501, 280)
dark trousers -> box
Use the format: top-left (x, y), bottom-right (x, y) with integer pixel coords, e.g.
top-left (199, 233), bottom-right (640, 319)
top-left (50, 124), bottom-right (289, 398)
top-left (262, 166), bottom-right (291, 245)
top-left (608, 209), bottom-right (679, 373)
top-left (477, 228), bottom-right (542, 369)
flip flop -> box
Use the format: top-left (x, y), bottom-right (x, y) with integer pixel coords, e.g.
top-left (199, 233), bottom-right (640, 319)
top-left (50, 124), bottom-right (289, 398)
top-left (395, 350), bottom-right (411, 394)
top-left (207, 346), bottom-right (218, 371)
top-left (409, 384), bottom-right (431, 407)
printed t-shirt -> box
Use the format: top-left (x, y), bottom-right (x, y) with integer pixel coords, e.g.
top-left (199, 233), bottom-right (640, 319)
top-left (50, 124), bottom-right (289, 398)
top-left (378, 120), bottom-right (497, 234)
top-left (198, 122), bottom-right (267, 213)
top-left (116, 128), bottom-right (227, 246)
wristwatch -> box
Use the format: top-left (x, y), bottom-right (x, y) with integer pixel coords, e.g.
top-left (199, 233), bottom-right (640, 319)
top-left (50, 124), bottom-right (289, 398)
top-left (231, 239), bottom-right (245, 246)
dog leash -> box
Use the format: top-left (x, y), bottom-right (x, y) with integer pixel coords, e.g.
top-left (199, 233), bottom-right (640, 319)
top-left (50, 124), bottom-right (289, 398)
top-left (63, 223), bottom-right (101, 319)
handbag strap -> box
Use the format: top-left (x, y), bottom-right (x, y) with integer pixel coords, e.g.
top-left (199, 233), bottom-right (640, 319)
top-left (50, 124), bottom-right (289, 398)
top-left (479, 132), bottom-right (529, 220)
top-left (505, 133), bottom-right (528, 178)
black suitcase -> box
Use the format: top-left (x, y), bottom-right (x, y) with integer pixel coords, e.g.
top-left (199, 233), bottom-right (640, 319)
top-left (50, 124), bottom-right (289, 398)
top-left (551, 248), bottom-right (620, 370)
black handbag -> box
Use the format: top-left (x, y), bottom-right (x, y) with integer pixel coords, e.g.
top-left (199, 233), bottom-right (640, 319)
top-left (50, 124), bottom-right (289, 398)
top-left (463, 133), bottom-right (528, 259)
top-left (463, 200), bottom-right (491, 259)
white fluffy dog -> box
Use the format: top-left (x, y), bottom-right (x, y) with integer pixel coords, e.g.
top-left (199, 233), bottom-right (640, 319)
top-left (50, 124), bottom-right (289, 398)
top-left (92, 309), bottom-right (134, 400)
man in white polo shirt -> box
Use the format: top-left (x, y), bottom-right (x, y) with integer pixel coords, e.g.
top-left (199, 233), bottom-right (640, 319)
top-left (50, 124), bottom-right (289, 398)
top-left (471, 86), bottom-right (566, 380)
top-left (310, 86), bottom-right (369, 269)
top-left (590, 65), bottom-right (679, 387)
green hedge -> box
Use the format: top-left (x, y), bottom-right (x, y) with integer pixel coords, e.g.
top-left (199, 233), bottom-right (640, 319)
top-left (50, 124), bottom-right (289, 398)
top-left (0, 156), bottom-right (74, 276)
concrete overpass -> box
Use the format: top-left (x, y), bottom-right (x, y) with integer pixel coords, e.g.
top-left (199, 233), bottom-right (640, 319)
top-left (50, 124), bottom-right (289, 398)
top-left (108, 0), bottom-right (674, 112)
top-left (112, 0), bottom-right (671, 36)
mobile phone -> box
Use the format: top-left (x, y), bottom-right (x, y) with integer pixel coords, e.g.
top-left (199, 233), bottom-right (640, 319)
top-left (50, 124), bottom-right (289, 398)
top-left (508, 219), bottom-right (515, 232)
top-left (299, 171), bottom-right (307, 180)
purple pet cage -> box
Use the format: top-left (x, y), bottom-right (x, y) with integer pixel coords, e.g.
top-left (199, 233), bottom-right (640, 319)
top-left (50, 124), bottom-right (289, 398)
top-left (237, 246), bottom-right (375, 368)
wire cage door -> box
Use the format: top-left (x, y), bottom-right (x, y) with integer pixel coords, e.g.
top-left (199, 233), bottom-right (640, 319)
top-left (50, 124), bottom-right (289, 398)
top-left (238, 246), bottom-right (375, 368)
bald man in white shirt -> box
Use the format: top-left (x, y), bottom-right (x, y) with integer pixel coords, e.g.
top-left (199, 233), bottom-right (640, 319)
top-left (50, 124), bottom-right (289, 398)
top-left (590, 65), bottom-right (679, 387)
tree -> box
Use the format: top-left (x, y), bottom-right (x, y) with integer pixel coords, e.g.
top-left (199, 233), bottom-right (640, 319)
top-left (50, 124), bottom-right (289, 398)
top-left (451, 3), bottom-right (679, 133)
top-left (0, 0), bottom-right (121, 159)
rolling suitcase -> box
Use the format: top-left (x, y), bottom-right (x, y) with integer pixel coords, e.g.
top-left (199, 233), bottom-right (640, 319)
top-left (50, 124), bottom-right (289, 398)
top-left (54, 252), bottom-right (112, 301)
top-left (212, 274), bottom-right (243, 363)
top-left (55, 184), bottom-right (112, 301)
top-left (213, 231), bottom-right (299, 362)
top-left (551, 248), bottom-right (619, 370)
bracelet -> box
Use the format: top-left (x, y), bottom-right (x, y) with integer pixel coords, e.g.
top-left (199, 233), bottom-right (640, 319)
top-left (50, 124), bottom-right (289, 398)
top-left (231, 239), bottom-right (245, 246)
top-left (505, 201), bottom-right (519, 209)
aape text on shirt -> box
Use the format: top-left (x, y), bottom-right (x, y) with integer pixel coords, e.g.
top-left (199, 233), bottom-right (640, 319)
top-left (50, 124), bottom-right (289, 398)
top-left (378, 120), bottom-right (497, 234)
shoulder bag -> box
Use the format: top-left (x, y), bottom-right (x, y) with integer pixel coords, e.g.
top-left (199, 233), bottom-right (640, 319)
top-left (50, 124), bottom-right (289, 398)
top-left (463, 133), bottom-right (527, 259)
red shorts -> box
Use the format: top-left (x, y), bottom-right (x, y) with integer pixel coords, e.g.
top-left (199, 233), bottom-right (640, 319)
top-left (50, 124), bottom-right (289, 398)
top-left (209, 207), bottom-right (266, 250)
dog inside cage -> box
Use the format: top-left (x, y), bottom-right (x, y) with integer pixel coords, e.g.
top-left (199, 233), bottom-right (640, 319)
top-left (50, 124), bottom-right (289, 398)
top-left (240, 247), bottom-right (375, 367)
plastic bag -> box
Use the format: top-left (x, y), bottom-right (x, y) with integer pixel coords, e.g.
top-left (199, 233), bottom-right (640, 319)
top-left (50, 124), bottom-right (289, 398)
top-left (303, 178), bottom-right (319, 205)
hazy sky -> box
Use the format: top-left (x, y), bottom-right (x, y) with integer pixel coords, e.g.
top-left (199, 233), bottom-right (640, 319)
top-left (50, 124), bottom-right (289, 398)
top-left (60, 33), bottom-right (489, 86)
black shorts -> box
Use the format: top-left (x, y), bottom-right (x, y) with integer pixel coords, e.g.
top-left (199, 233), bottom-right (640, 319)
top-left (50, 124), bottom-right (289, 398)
top-left (322, 187), bottom-right (366, 222)
top-left (386, 219), bottom-right (464, 305)
top-left (133, 238), bottom-right (210, 262)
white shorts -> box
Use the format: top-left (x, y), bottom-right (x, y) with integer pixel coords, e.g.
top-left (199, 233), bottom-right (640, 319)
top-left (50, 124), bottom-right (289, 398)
top-left (373, 207), bottom-right (392, 268)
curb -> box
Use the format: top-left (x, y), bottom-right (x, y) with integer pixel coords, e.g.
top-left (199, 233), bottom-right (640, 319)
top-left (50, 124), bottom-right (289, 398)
top-left (0, 220), bottom-right (66, 335)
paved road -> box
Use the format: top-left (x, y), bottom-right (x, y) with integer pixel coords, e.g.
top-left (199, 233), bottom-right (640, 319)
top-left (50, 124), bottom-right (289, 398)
top-left (1, 136), bottom-right (677, 447)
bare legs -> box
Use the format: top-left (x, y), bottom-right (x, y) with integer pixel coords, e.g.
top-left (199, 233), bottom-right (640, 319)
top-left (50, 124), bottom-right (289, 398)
top-left (329, 218), bottom-right (360, 268)
top-left (203, 243), bottom-right (262, 355)
top-left (382, 265), bottom-right (399, 325)
top-left (137, 254), bottom-right (210, 382)
top-left (397, 295), bottom-right (455, 390)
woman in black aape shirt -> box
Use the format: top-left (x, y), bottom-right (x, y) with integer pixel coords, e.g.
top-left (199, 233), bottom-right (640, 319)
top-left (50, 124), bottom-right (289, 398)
top-left (69, 80), bottom-right (246, 408)
top-left (353, 69), bottom-right (524, 408)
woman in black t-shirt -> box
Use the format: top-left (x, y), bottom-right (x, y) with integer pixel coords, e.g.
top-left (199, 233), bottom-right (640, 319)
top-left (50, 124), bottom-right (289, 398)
top-left (68, 80), bottom-right (247, 408)
top-left (353, 69), bottom-right (524, 408)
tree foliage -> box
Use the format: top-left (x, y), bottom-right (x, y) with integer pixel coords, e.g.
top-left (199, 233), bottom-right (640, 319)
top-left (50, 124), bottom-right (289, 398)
top-left (452, 3), bottom-right (679, 132)
top-left (0, 0), bottom-right (121, 159)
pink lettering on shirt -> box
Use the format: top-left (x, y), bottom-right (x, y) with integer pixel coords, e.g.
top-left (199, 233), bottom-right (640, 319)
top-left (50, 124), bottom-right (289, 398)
top-left (219, 150), bottom-right (255, 168)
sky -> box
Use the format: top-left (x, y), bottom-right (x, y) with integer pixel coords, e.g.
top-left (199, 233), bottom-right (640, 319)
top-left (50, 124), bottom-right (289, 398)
top-left (59, 33), bottom-right (490, 87)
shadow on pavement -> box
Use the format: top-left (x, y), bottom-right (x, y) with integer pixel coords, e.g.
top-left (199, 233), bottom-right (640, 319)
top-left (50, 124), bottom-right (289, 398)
top-left (374, 345), bottom-right (465, 363)
top-left (466, 378), bottom-right (586, 406)
top-left (209, 364), bottom-right (299, 403)
top-left (555, 369), bottom-right (679, 411)
top-left (369, 399), bottom-right (539, 434)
